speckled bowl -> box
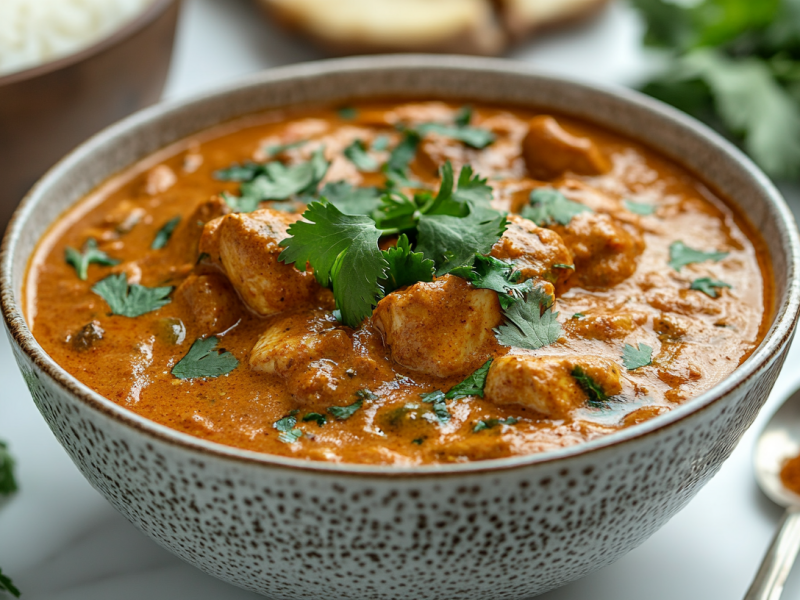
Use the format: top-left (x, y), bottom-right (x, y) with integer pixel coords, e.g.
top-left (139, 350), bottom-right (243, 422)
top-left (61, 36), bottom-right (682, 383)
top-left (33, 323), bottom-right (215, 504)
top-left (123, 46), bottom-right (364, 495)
top-left (2, 56), bottom-right (799, 599)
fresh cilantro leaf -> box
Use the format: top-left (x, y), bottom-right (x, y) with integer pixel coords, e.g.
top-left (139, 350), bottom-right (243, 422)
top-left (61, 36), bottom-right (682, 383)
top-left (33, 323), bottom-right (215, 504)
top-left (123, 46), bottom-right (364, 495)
top-left (265, 139), bottom-right (307, 157)
top-left (420, 390), bottom-right (450, 423)
top-left (624, 200), bottom-right (657, 215)
top-left (319, 181), bottom-right (382, 216)
top-left (622, 343), bottom-right (653, 370)
top-left (424, 162), bottom-right (494, 217)
top-left (274, 415), bottom-right (303, 443)
top-left (454, 105), bottom-right (473, 127)
top-left (338, 107), bottom-right (358, 120)
top-left (328, 398), bottom-right (363, 420)
top-left (214, 161), bottom-right (264, 182)
top-left (473, 417), bottom-right (518, 433)
top-left (572, 366), bottom-right (609, 407)
top-left (522, 188), bottom-right (591, 227)
top-left (151, 216), bottom-right (181, 250)
top-left (302, 413), bottom-right (327, 427)
top-left (669, 240), bottom-right (729, 270)
top-left (691, 277), bottom-right (732, 297)
top-left (0, 441), bottom-right (18, 497)
top-left (65, 238), bottom-right (120, 281)
top-left (171, 336), bottom-right (239, 379)
top-left (384, 168), bottom-right (425, 191)
top-left (241, 148), bottom-right (329, 201)
top-left (378, 234), bottom-right (435, 294)
top-left (0, 568), bottom-right (20, 599)
top-left (344, 139), bottom-right (379, 172)
top-left (221, 191), bottom-right (260, 214)
top-left (386, 131), bottom-right (420, 174)
top-left (372, 135), bottom-right (390, 151)
top-left (446, 359), bottom-right (493, 400)
top-left (572, 312), bottom-right (586, 319)
top-left (495, 286), bottom-right (562, 350)
top-left (355, 388), bottom-right (380, 401)
top-left (279, 201), bottom-right (388, 327)
top-left (456, 254), bottom-right (534, 309)
top-left (415, 122), bottom-right (496, 149)
top-left (92, 274), bottom-right (172, 318)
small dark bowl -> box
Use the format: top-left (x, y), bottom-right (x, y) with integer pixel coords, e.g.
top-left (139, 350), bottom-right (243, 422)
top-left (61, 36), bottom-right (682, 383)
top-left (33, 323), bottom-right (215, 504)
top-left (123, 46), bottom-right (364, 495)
top-left (0, 0), bottom-right (180, 230)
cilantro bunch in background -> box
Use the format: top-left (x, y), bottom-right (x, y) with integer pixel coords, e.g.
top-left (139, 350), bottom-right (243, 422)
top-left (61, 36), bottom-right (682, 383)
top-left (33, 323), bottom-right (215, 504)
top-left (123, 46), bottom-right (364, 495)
top-left (0, 440), bottom-right (20, 598)
top-left (632, 0), bottom-right (800, 178)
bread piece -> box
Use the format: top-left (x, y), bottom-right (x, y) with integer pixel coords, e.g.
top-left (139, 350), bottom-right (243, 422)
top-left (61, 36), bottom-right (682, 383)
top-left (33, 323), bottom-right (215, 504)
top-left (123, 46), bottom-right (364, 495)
top-left (497, 0), bottom-right (610, 41)
top-left (258, 0), bottom-right (507, 56)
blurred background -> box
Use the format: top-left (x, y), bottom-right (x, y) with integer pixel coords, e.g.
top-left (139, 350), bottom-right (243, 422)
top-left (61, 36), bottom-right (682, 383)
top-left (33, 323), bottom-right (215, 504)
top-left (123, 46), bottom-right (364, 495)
top-left (2, 0), bottom-right (800, 598)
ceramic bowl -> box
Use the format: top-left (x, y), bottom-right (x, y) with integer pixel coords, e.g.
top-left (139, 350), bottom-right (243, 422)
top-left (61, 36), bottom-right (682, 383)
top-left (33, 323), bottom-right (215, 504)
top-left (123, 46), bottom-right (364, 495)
top-left (3, 56), bottom-right (799, 600)
top-left (0, 0), bottom-right (180, 230)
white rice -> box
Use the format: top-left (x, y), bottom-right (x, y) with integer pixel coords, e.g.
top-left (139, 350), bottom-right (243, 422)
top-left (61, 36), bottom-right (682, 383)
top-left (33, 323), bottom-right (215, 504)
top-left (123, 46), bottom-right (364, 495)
top-left (0, 0), bottom-right (157, 77)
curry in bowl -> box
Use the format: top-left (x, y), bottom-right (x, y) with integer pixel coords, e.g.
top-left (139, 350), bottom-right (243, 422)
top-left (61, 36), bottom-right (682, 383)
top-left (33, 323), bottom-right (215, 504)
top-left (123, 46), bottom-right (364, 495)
top-left (24, 100), bottom-right (771, 465)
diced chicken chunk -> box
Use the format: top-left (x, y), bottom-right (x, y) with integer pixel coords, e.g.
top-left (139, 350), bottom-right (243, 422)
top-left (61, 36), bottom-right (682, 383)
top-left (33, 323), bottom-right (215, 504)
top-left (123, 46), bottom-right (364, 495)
top-left (490, 214), bottom-right (573, 292)
top-left (522, 115), bottom-right (611, 180)
top-left (169, 196), bottom-right (231, 263)
top-left (552, 212), bottom-right (643, 289)
top-left (144, 165), bottom-right (177, 195)
top-left (372, 275), bottom-right (503, 378)
top-left (484, 355), bottom-right (622, 418)
top-left (199, 208), bottom-right (319, 316)
top-left (175, 273), bottom-right (242, 334)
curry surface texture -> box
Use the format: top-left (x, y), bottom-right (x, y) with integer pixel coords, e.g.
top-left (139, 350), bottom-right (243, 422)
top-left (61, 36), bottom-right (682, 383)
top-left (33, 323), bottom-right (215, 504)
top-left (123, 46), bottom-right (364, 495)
top-left (24, 101), bottom-right (773, 465)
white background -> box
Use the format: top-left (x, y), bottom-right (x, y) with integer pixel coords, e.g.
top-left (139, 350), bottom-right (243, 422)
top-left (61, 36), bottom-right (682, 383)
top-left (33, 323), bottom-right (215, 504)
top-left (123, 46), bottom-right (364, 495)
top-left (3, 1), bottom-right (800, 598)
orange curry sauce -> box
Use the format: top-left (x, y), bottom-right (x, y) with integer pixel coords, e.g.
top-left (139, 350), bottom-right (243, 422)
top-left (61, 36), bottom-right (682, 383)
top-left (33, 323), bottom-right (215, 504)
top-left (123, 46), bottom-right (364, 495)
top-left (24, 101), bottom-right (773, 465)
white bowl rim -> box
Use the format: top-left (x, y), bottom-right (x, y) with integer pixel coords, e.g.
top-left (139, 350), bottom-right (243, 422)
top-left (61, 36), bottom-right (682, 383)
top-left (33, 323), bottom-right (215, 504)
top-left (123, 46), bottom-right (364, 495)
top-left (3, 54), bottom-right (799, 478)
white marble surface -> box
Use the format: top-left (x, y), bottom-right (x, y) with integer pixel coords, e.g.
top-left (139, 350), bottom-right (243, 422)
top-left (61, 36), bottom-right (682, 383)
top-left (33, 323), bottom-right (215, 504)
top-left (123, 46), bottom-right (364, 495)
top-left (2, 0), bottom-right (800, 598)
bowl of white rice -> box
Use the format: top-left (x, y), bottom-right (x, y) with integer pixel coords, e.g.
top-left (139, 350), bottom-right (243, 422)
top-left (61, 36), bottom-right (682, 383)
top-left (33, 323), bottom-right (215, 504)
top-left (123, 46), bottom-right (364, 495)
top-left (0, 0), bottom-right (179, 229)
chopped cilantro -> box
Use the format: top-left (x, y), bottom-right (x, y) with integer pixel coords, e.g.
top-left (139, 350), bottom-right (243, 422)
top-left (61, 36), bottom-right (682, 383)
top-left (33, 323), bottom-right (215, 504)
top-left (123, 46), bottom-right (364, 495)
top-left (622, 343), bottom-right (653, 370)
top-left (552, 263), bottom-right (575, 271)
top-left (572, 366), bottom-right (609, 407)
top-left (274, 415), bottom-right (303, 443)
top-left (420, 390), bottom-right (450, 423)
top-left (65, 238), bottom-right (120, 281)
top-left (572, 312), bottom-right (586, 319)
top-left (691, 277), bottom-right (732, 298)
top-left (302, 413), bottom-right (327, 427)
top-left (0, 441), bottom-right (18, 497)
top-left (214, 161), bottom-right (263, 182)
top-left (495, 286), bottom-right (562, 350)
top-left (624, 199), bottom-right (657, 215)
top-left (372, 135), bottom-right (390, 151)
top-left (319, 181), bottom-right (383, 216)
top-left (92, 274), bottom-right (172, 318)
top-left (344, 139), bottom-right (379, 172)
top-left (522, 188), bottom-right (591, 227)
top-left (385, 131), bottom-right (420, 174)
top-left (279, 201), bottom-right (388, 327)
top-left (151, 216), bottom-right (181, 250)
top-left (338, 107), bottom-right (358, 120)
top-left (379, 234), bottom-right (435, 295)
top-left (412, 438), bottom-right (424, 445)
top-left (355, 389), bottom-right (380, 401)
top-left (328, 398), bottom-right (363, 421)
top-left (0, 568), bottom-right (20, 599)
top-left (455, 254), bottom-right (533, 309)
top-left (221, 190), bottom-right (260, 214)
top-left (446, 359), bottom-right (493, 400)
top-left (240, 148), bottom-right (329, 201)
top-left (473, 417), bottom-right (518, 432)
top-left (423, 162), bottom-right (494, 217)
top-left (414, 120), bottom-right (495, 149)
top-left (454, 105), bottom-right (473, 127)
top-left (265, 139), bottom-right (307, 157)
top-left (171, 336), bottom-right (239, 380)
top-left (669, 241), bottom-right (729, 270)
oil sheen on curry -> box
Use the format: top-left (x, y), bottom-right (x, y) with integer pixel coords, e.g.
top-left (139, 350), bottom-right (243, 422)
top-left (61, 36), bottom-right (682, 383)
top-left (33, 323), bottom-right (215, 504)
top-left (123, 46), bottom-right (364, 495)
top-left (25, 101), bottom-right (772, 465)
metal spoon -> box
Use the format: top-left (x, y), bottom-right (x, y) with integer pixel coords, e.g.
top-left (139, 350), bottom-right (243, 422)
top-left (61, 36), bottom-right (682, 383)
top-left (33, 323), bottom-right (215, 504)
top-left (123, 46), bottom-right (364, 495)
top-left (746, 388), bottom-right (800, 600)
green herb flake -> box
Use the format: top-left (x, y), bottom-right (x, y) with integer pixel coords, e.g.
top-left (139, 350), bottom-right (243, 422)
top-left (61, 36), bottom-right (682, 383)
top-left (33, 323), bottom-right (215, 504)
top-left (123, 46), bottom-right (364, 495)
top-left (473, 417), bottom-right (518, 433)
top-left (414, 121), bottom-right (495, 149)
top-left (265, 139), bottom-right (307, 157)
top-left (92, 274), bottom-right (172, 318)
top-left (379, 234), bottom-right (435, 295)
top-left (344, 139), bottom-right (379, 172)
top-left (624, 199), bottom-right (657, 216)
top-left (495, 286), bottom-right (562, 350)
top-left (274, 415), bottom-right (303, 443)
top-left (65, 238), bottom-right (120, 281)
top-left (522, 188), bottom-right (592, 227)
top-left (328, 398), bottom-right (363, 421)
top-left (0, 568), bottom-right (20, 599)
top-left (446, 359), bottom-right (493, 400)
top-left (355, 389), bottom-right (380, 401)
top-left (220, 191), bottom-right (260, 214)
top-left (171, 336), bottom-right (239, 380)
top-left (0, 441), bottom-right (18, 497)
top-left (572, 366), bottom-right (609, 408)
top-left (385, 131), bottom-right (420, 174)
top-left (371, 135), bottom-right (390, 151)
top-left (319, 181), bottom-right (383, 216)
top-left (420, 390), bottom-right (450, 423)
top-left (338, 107), bottom-right (358, 120)
top-left (691, 277), bottom-right (732, 298)
top-left (456, 254), bottom-right (533, 309)
top-left (302, 412), bottom-right (327, 427)
top-left (411, 438), bottom-right (424, 445)
top-left (669, 241), bottom-right (729, 271)
top-left (622, 343), bottom-right (653, 370)
top-left (572, 312), bottom-right (586, 319)
top-left (454, 105), bottom-right (473, 127)
top-left (552, 263), bottom-right (575, 270)
top-left (151, 216), bottom-right (181, 250)
top-left (241, 147), bottom-right (329, 202)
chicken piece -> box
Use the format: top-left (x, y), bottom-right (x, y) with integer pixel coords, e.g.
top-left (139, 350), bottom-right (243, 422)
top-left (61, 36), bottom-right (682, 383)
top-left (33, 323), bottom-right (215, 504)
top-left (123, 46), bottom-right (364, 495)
top-left (175, 273), bottom-right (242, 334)
top-left (522, 115), bottom-right (611, 180)
top-left (250, 312), bottom-right (357, 403)
top-left (552, 212), bottom-right (643, 289)
top-left (199, 208), bottom-right (319, 316)
top-left (484, 355), bottom-right (622, 418)
top-left (414, 133), bottom-right (473, 177)
top-left (564, 311), bottom-right (647, 340)
top-left (490, 214), bottom-right (573, 292)
top-left (372, 275), bottom-right (503, 378)
top-left (144, 165), bottom-right (177, 195)
top-left (169, 196), bottom-right (231, 263)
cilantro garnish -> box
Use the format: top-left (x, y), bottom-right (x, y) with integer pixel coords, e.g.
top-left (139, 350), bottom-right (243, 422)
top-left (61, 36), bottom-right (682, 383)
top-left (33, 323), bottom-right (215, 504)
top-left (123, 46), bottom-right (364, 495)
top-left (624, 199), bottom-right (657, 216)
top-left (495, 286), bottom-right (562, 350)
top-left (622, 343), bottom-right (653, 370)
top-left (302, 412), bottom-right (327, 427)
top-left (552, 263), bottom-right (575, 271)
top-left (385, 131), bottom-right (420, 175)
top-left (446, 359), bottom-right (493, 400)
top-left (274, 415), bottom-right (303, 443)
top-left (412, 438), bottom-right (424, 445)
top-left (414, 119), bottom-right (496, 149)
top-left (151, 216), bottom-right (181, 250)
top-left (338, 106), bottom-right (358, 120)
top-left (691, 277), bottom-right (732, 298)
top-left (0, 568), bottom-right (20, 599)
top-left (214, 161), bottom-right (263, 182)
top-left (265, 139), bottom-right (307, 157)
top-left (522, 188), bottom-right (592, 227)
top-left (423, 162), bottom-right (494, 217)
top-left (572, 366), bottom-right (609, 407)
top-left (454, 254), bottom-right (533, 309)
top-left (0, 441), bottom-right (18, 497)
top-left (220, 191), bottom-right (260, 214)
top-left (328, 398), bottom-right (363, 421)
top-left (241, 148), bottom-right (329, 201)
top-left (92, 274), bottom-right (172, 318)
top-left (372, 135), bottom-right (390, 151)
top-left (344, 139), bottom-right (379, 172)
top-left (65, 238), bottom-right (120, 281)
top-left (454, 105), bottom-right (473, 127)
top-left (420, 390), bottom-right (450, 423)
top-left (668, 241), bottom-right (728, 270)
top-left (473, 417), bottom-right (518, 432)
top-left (379, 234), bottom-right (435, 295)
top-left (171, 336), bottom-right (239, 379)
top-left (572, 312), bottom-right (586, 319)
top-left (279, 201), bottom-right (388, 327)
top-left (319, 181), bottom-right (382, 216)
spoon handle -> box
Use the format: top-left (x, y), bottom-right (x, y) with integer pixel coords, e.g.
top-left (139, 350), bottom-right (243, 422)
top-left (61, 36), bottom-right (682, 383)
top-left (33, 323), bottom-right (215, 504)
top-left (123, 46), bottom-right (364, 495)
top-left (744, 506), bottom-right (800, 600)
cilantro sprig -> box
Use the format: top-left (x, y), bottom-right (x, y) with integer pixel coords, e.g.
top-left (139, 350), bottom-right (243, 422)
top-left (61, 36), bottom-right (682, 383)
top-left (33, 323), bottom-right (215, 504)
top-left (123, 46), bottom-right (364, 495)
top-left (495, 286), bottom-right (562, 350)
top-left (0, 568), bottom-right (20, 599)
top-left (522, 188), bottom-right (592, 227)
top-left (274, 414), bottom-right (303, 443)
top-left (453, 255), bottom-right (534, 309)
top-left (622, 343), bottom-right (653, 370)
top-left (669, 241), bottom-right (729, 270)
top-left (412, 107), bottom-right (496, 149)
top-left (691, 277), bottom-right (732, 298)
top-left (171, 336), bottom-right (239, 379)
top-left (344, 139), bottom-right (379, 172)
top-left (151, 216), bottom-right (181, 250)
top-left (378, 235), bottom-right (435, 295)
top-left (92, 274), bottom-right (172, 318)
top-left (0, 441), bottom-right (18, 497)
top-left (65, 238), bottom-right (120, 281)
